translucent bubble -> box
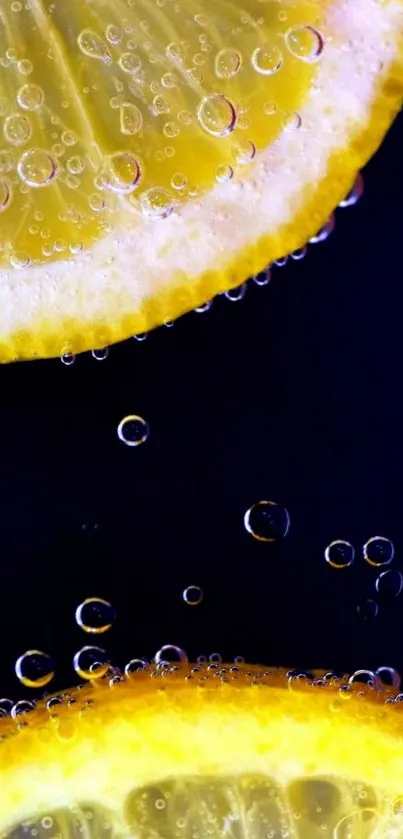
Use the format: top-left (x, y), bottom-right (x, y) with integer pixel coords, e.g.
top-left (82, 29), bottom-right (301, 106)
top-left (4, 113), bottom-right (31, 146)
top-left (117, 414), bottom-right (149, 447)
top-left (17, 83), bottom-right (44, 111)
top-left (119, 52), bottom-right (142, 74)
top-left (91, 347), bottom-right (109, 361)
top-left (348, 670), bottom-right (379, 688)
top-left (363, 536), bottom-right (394, 567)
top-left (77, 29), bottom-right (112, 63)
top-left (11, 699), bottom-right (35, 719)
top-left (18, 149), bottom-right (57, 187)
top-left (75, 598), bottom-right (115, 633)
top-left (15, 650), bottom-right (55, 688)
top-left (357, 599), bottom-right (379, 620)
top-left (233, 140), bottom-right (256, 165)
top-left (154, 645), bottom-right (188, 665)
top-left (0, 180), bottom-right (12, 212)
top-left (285, 26), bottom-right (324, 62)
top-left (244, 500), bottom-right (290, 542)
top-left (103, 152), bottom-right (141, 194)
top-left (375, 569), bottom-right (403, 599)
top-left (120, 102), bottom-right (143, 135)
top-left (214, 48), bottom-right (242, 79)
top-left (324, 540), bottom-right (355, 569)
top-left (73, 646), bottom-right (109, 679)
top-left (140, 187), bottom-right (175, 219)
top-left (339, 173), bottom-right (364, 208)
top-left (309, 214), bottom-right (335, 244)
top-left (134, 332), bottom-right (148, 342)
top-left (194, 300), bottom-right (212, 313)
top-left (197, 94), bottom-right (237, 137)
top-left (251, 43), bottom-right (283, 75)
top-left (209, 652), bottom-right (222, 664)
top-left (216, 164), bottom-right (233, 184)
top-left (61, 352), bottom-right (75, 366)
top-left (182, 585), bottom-right (203, 606)
top-left (225, 284), bottom-right (247, 302)
top-left (171, 172), bottom-right (187, 191)
top-left (253, 269), bottom-right (271, 286)
top-left (0, 698), bottom-right (13, 716)
top-left (105, 24), bottom-right (122, 45)
top-left (124, 658), bottom-right (147, 676)
top-left (376, 666), bottom-right (401, 689)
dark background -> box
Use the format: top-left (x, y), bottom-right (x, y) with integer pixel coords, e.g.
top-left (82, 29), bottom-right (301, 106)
top-left (0, 112), bottom-right (402, 701)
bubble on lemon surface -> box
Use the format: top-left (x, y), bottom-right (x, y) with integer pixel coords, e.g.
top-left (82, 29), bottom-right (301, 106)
top-left (363, 536), bottom-right (395, 567)
top-left (215, 48), bottom-right (242, 79)
top-left (324, 540), bottom-right (355, 569)
top-left (15, 650), bottom-right (55, 688)
top-left (251, 42), bottom-right (283, 75)
top-left (17, 149), bottom-right (57, 187)
top-left (117, 415), bottom-right (149, 447)
top-left (154, 645), bottom-right (188, 666)
top-left (73, 646), bottom-right (110, 680)
top-left (244, 500), bottom-right (290, 542)
top-left (182, 585), bottom-right (203, 606)
top-left (91, 347), bottom-right (109, 361)
top-left (285, 26), bottom-right (324, 63)
top-left (125, 659), bottom-right (148, 676)
top-left (75, 598), bottom-right (115, 634)
top-left (376, 666), bottom-right (401, 689)
top-left (11, 699), bottom-right (35, 718)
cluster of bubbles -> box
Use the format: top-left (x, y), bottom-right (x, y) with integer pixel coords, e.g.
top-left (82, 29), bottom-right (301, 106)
top-left (325, 536), bottom-right (399, 619)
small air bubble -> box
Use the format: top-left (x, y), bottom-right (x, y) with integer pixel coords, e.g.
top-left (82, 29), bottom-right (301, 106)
top-left (251, 43), bottom-right (283, 75)
top-left (363, 536), bottom-right (394, 567)
top-left (15, 650), bottom-right (55, 688)
top-left (197, 94), bottom-right (237, 137)
top-left (182, 585), bottom-right (203, 606)
top-left (324, 540), bottom-right (355, 569)
top-left (117, 414), bottom-right (149, 447)
top-left (75, 598), bottom-right (115, 633)
top-left (244, 500), bottom-right (290, 542)
top-left (154, 645), bottom-right (188, 664)
top-left (73, 646), bottom-right (110, 680)
top-left (91, 347), bottom-right (109, 361)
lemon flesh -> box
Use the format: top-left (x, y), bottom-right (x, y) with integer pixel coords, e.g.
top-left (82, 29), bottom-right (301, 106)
top-left (1, 665), bottom-right (403, 839)
top-left (0, 0), bottom-right (402, 360)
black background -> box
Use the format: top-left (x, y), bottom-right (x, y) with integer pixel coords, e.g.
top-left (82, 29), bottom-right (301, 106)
top-left (0, 112), bottom-right (402, 701)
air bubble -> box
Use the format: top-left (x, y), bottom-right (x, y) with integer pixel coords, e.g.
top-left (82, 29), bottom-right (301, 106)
top-left (215, 48), bottom-right (242, 79)
top-left (339, 173), bottom-right (364, 208)
top-left (182, 585), bottom-right (203, 606)
top-left (117, 414), bottom-right (149, 447)
top-left (363, 536), bottom-right (394, 567)
top-left (216, 164), bottom-right (233, 183)
top-left (324, 540), bottom-right (355, 569)
top-left (197, 94), bottom-right (237, 138)
top-left (171, 173), bottom-right (187, 191)
top-left (233, 140), bottom-right (256, 165)
top-left (140, 187), bottom-right (174, 219)
top-left (17, 83), bottom-right (44, 111)
top-left (119, 52), bottom-right (142, 74)
top-left (61, 352), bottom-right (75, 366)
top-left (11, 699), bottom-right (35, 718)
top-left (91, 347), bottom-right (109, 361)
top-left (75, 598), bottom-right (115, 633)
top-left (253, 269), bottom-right (271, 286)
top-left (244, 500), bottom-right (290, 542)
top-left (376, 666), bottom-right (401, 689)
top-left (103, 151), bottom-right (141, 194)
top-left (4, 113), bottom-right (31, 145)
top-left (105, 24), bottom-right (122, 44)
top-left (18, 149), bottom-right (57, 187)
top-left (78, 29), bottom-right (112, 63)
top-left (251, 43), bottom-right (283, 75)
top-left (285, 26), bottom-right (324, 63)
top-left (225, 284), bottom-right (247, 302)
top-left (154, 645), bottom-right (188, 665)
top-left (15, 650), bottom-right (55, 688)
top-left (125, 659), bottom-right (147, 676)
top-left (0, 180), bottom-right (11, 211)
top-left (120, 102), bottom-right (143, 135)
top-left (357, 599), bottom-right (379, 620)
top-left (73, 646), bottom-right (110, 679)
top-left (375, 569), bottom-right (403, 599)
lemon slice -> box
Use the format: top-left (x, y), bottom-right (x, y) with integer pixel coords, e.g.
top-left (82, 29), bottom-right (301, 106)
top-left (0, 0), bottom-right (402, 361)
top-left (1, 665), bottom-right (403, 839)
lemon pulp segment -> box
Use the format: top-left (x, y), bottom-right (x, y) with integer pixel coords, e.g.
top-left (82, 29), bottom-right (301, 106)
top-left (1, 665), bottom-right (403, 839)
top-left (0, 0), bottom-right (402, 360)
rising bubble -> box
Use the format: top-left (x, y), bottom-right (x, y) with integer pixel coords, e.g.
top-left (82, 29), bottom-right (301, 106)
top-left (363, 536), bottom-right (395, 567)
top-left (324, 540), bottom-right (355, 569)
top-left (244, 500), bottom-right (290, 542)
top-left (75, 598), bottom-right (115, 633)
top-left (117, 414), bottom-right (149, 446)
top-left (15, 650), bottom-right (55, 688)
top-left (154, 645), bottom-right (188, 665)
top-left (182, 585), bottom-right (203, 606)
top-left (375, 569), bottom-right (403, 599)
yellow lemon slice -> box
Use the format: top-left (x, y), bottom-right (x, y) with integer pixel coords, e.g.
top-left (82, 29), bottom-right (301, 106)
top-left (0, 0), bottom-right (402, 361)
top-left (1, 665), bottom-right (403, 839)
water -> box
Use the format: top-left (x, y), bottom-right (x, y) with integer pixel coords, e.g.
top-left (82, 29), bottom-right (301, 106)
top-left (244, 500), bottom-right (290, 542)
